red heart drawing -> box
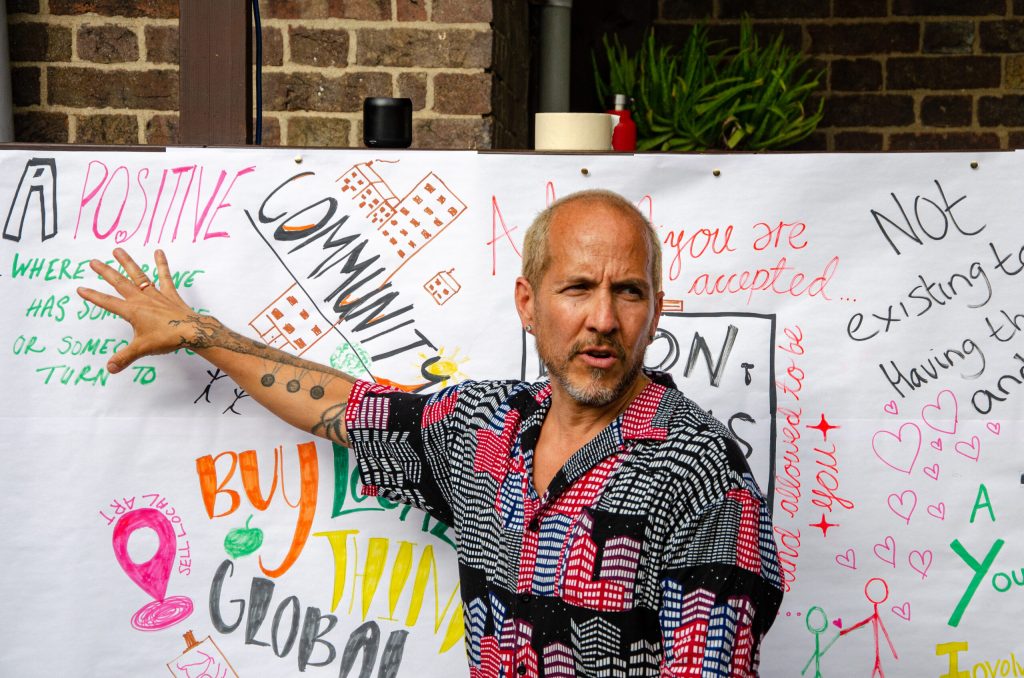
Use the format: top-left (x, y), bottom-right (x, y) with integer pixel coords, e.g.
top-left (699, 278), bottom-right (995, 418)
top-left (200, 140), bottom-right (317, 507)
top-left (930, 438), bottom-right (942, 451)
top-left (872, 423), bottom-right (922, 474)
top-left (987, 421), bottom-right (1001, 436)
top-left (922, 389), bottom-right (958, 434)
top-left (833, 617), bottom-right (843, 629)
top-left (883, 400), bottom-right (898, 415)
top-left (909, 549), bottom-right (933, 578)
top-left (887, 490), bottom-right (917, 524)
top-left (955, 435), bottom-right (981, 461)
top-left (873, 536), bottom-right (896, 567)
top-left (835, 548), bottom-right (857, 570)
top-left (927, 502), bottom-right (946, 520)
top-left (923, 464), bottom-right (940, 481)
top-left (891, 602), bottom-right (911, 621)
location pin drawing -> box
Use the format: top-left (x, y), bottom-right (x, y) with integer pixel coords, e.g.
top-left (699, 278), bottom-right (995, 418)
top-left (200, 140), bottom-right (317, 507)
top-left (112, 508), bottom-right (194, 631)
top-left (112, 509), bottom-right (174, 600)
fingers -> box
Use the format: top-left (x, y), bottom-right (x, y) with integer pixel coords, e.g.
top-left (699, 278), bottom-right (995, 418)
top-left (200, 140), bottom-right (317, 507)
top-left (89, 257), bottom-right (137, 297)
top-left (76, 286), bottom-right (130, 318)
top-left (79, 248), bottom-right (190, 375)
top-left (88, 249), bottom-right (166, 296)
top-left (154, 249), bottom-right (184, 302)
top-left (113, 247), bottom-right (155, 291)
top-left (106, 339), bottom-right (145, 375)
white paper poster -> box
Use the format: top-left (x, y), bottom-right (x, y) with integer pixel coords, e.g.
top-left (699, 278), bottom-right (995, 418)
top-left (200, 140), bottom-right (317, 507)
top-left (1, 147), bottom-right (1022, 677)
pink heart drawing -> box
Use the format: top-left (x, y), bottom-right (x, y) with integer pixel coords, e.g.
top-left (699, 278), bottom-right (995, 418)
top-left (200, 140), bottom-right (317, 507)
top-left (922, 389), bottom-right (958, 435)
top-left (923, 463), bottom-right (940, 481)
top-left (891, 602), bottom-right (911, 621)
top-left (955, 435), bottom-right (981, 461)
top-left (930, 438), bottom-right (943, 451)
top-left (987, 421), bottom-right (1001, 436)
top-left (835, 549), bottom-right (857, 570)
top-left (832, 617), bottom-right (843, 629)
top-left (872, 423), bottom-right (922, 474)
top-left (874, 536), bottom-right (897, 567)
top-left (883, 400), bottom-right (899, 415)
top-left (927, 502), bottom-right (946, 520)
top-left (909, 549), bottom-right (933, 579)
top-left (888, 490), bottom-right (918, 524)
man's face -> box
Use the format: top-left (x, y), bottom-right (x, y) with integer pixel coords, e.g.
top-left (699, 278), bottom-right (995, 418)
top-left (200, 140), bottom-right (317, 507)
top-left (516, 200), bottom-right (663, 408)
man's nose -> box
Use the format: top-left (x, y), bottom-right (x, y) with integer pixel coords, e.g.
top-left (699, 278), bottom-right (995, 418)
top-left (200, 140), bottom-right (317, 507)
top-left (586, 290), bottom-right (618, 335)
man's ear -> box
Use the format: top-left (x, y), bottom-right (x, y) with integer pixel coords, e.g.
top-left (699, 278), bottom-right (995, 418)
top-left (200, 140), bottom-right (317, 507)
top-left (514, 276), bottom-right (535, 330)
top-left (649, 291), bottom-right (664, 342)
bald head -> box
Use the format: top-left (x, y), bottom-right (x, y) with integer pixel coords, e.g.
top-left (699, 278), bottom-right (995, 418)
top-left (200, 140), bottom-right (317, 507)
top-left (521, 189), bottom-right (662, 294)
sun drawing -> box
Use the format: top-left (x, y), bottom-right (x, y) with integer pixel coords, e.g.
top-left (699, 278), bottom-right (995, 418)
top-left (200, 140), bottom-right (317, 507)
top-left (418, 346), bottom-right (470, 386)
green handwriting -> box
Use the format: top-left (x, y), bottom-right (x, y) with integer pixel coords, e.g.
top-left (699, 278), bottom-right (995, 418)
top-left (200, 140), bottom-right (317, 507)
top-left (34, 363), bottom-right (156, 386)
top-left (11, 253), bottom-right (92, 281)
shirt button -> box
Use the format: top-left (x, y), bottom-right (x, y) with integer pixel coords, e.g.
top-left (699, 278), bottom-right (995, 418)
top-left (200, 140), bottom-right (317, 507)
top-left (517, 665), bottom-right (527, 675)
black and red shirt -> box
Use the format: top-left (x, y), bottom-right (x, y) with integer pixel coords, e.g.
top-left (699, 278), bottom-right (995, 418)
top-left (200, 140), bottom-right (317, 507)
top-left (346, 376), bottom-right (783, 677)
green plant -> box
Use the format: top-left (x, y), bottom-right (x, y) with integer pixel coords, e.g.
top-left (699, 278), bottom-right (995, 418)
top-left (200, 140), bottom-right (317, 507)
top-left (594, 19), bottom-right (824, 151)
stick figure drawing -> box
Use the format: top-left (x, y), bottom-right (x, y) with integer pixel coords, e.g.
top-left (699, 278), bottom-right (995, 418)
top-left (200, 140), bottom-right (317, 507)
top-left (839, 578), bottom-right (898, 677)
top-left (801, 606), bottom-right (841, 677)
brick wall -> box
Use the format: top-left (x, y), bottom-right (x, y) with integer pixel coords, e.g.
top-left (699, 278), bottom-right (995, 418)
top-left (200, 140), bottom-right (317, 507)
top-left (7, 0), bottom-right (495, 148)
top-left (10, 1), bottom-right (1024, 151)
top-left (657, 1), bottom-right (1024, 151)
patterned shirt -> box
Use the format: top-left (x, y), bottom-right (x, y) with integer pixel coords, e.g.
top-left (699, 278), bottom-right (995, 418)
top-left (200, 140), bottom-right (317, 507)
top-left (345, 375), bottom-right (783, 677)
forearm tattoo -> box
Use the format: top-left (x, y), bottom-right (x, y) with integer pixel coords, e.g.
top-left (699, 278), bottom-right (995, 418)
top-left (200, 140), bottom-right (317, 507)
top-left (171, 314), bottom-right (353, 443)
top-left (311, 402), bottom-right (348, 444)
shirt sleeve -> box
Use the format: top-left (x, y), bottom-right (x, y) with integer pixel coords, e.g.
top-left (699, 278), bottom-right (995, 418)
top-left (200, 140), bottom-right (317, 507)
top-left (344, 379), bottom-right (469, 526)
top-left (657, 440), bottom-right (784, 675)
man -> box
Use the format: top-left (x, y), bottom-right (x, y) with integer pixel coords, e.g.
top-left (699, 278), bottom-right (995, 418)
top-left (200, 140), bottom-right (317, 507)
top-left (79, 189), bottom-right (782, 676)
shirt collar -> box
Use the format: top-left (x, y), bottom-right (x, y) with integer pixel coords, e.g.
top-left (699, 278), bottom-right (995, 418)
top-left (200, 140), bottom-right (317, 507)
top-left (525, 377), bottom-right (671, 443)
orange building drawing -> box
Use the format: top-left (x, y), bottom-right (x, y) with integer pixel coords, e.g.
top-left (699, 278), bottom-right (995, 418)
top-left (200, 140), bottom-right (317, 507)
top-left (337, 161), bottom-right (468, 283)
top-left (425, 268), bottom-right (462, 305)
top-left (337, 161), bottom-right (400, 226)
top-left (249, 284), bottom-right (335, 355)
top-left (380, 173), bottom-right (467, 263)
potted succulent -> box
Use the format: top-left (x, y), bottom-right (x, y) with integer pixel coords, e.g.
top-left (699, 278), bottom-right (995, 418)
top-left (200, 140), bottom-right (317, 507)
top-left (594, 18), bottom-right (824, 151)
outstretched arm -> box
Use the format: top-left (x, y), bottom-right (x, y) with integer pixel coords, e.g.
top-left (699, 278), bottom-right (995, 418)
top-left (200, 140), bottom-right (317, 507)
top-left (838, 616), bottom-right (872, 636)
top-left (77, 248), bottom-right (356, 446)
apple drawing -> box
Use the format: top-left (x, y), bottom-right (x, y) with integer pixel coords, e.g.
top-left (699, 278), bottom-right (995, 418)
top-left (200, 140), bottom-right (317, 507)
top-left (224, 515), bottom-right (264, 558)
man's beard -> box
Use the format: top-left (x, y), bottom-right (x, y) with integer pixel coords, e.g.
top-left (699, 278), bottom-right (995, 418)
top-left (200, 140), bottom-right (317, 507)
top-left (538, 335), bottom-right (646, 407)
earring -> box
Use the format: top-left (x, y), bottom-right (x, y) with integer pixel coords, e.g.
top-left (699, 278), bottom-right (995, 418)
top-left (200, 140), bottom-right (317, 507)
top-left (525, 325), bottom-right (533, 333)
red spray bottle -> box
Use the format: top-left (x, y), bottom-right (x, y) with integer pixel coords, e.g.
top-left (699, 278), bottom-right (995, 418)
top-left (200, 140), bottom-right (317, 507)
top-left (608, 93), bottom-right (637, 151)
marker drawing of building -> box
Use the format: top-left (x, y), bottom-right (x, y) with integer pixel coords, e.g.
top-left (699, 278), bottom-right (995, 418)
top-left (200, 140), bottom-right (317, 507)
top-left (337, 160), bottom-right (400, 226)
top-left (248, 285), bottom-right (335, 356)
top-left (337, 161), bottom-right (468, 282)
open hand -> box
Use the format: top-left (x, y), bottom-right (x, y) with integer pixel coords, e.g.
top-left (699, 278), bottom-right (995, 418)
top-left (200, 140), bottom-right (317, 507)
top-left (77, 248), bottom-right (209, 374)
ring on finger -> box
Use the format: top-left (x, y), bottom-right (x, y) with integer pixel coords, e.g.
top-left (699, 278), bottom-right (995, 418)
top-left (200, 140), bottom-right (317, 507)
top-left (137, 280), bottom-right (153, 291)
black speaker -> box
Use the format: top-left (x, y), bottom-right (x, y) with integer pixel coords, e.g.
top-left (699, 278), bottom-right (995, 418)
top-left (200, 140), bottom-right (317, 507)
top-left (363, 97), bottom-right (413, 148)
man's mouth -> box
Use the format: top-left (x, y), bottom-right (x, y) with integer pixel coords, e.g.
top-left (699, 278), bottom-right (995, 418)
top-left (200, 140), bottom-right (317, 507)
top-left (575, 345), bottom-right (621, 369)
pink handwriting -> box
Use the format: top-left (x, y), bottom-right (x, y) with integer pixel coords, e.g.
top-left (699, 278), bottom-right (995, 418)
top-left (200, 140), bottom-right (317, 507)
top-left (74, 160), bottom-right (255, 244)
